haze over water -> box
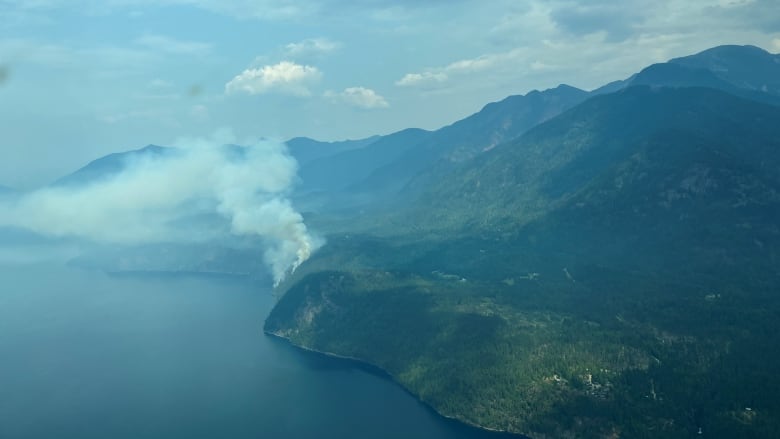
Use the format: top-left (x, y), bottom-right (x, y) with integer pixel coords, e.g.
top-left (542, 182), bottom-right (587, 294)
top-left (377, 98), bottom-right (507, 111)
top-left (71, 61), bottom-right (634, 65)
top-left (0, 261), bottom-right (513, 439)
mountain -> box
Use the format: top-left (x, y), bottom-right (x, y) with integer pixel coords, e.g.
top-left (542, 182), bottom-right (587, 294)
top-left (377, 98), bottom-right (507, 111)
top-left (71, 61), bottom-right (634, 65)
top-left (669, 44), bottom-right (780, 95)
top-left (418, 85), bottom-right (780, 231)
top-left (293, 84), bottom-right (589, 213)
top-left (286, 135), bottom-right (380, 166)
top-left (357, 84), bottom-right (590, 196)
top-left (298, 45), bottom-right (780, 214)
top-left (303, 45), bottom-right (779, 211)
top-left (53, 144), bottom-right (174, 187)
top-left (55, 137), bottom-right (382, 190)
top-left (0, 184), bottom-right (14, 194)
top-left (593, 45), bottom-right (780, 105)
top-left (266, 86), bottom-right (780, 437)
top-left (296, 128), bottom-right (431, 194)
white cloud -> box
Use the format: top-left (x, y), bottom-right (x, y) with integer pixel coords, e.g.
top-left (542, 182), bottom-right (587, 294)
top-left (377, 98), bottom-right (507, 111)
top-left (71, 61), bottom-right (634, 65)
top-left (395, 71), bottom-right (448, 87)
top-left (395, 49), bottom-right (526, 88)
top-left (284, 38), bottom-right (341, 59)
top-left (225, 61), bottom-right (322, 96)
top-left (326, 86), bottom-right (389, 109)
top-left (447, 55), bottom-right (499, 73)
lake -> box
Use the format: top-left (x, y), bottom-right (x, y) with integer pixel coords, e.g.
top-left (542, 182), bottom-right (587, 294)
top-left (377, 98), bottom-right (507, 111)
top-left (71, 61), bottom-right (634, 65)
top-left (0, 261), bottom-right (517, 439)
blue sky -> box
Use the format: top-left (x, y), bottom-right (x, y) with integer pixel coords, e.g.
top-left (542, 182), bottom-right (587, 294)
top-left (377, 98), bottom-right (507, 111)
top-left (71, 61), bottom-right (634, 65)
top-left (1, 0), bottom-right (779, 188)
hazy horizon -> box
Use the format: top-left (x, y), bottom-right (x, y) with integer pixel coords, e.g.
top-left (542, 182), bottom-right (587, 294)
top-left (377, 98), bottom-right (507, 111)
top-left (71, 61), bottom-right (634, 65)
top-left (2, 1), bottom-right (779, 187)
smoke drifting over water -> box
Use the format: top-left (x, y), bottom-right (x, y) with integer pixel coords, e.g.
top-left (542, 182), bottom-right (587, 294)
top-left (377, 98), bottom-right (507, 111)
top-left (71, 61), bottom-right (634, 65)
top-left (0, 130), bottom-right (317, 284)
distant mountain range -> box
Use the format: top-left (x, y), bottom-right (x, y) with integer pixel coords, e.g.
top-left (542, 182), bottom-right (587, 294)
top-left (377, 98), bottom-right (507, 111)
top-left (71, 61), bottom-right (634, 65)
top-left (294, 44), bottom-right (780, 211)
top-left (594, 45), bottom-right (780, 106)
top-left (265, 44), bottom-right (780, 438)
top-left (53, 144), bottom-right (174, 187)
top-left (286, 135), bottom-right (380, 166)
top-left (55, 45), bottom-right (780, 201)
top-left (413, 85), bottom-right (780, 275)
top-left (296, 127), bottom-right (431, 195)
top-left (39, 43), bottom-right (780, 438)
top-left (359, 84), bottom-right (590, 198)
top-left (289, 84), bottom-right (590, 212)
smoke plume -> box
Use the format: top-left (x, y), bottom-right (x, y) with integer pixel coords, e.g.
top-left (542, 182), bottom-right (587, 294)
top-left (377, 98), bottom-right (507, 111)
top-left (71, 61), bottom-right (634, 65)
top-left (0, 130), bottom-right (317, 284)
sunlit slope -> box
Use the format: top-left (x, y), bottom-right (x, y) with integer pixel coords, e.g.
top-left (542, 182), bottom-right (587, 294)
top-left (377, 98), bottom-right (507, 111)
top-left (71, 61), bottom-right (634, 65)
top-left (266, 86), bottom-right (780, 438)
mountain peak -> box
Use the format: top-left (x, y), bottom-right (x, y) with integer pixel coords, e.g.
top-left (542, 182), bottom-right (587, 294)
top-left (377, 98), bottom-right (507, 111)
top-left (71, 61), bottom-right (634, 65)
top-left (139, 144), bottom-right (169, 154)
top-left (668, 44), bottom-right (780, 94)
top-left (53, 144), bottom-right (173, 187)
top-left (685, 44), bottom-right (772, 58)
top-left (553, 83), bottom-right (581, 92)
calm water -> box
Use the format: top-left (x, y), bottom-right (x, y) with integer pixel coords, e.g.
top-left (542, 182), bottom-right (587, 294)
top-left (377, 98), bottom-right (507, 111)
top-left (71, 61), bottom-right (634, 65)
top-left (0, 261), bottom-right (516, 439)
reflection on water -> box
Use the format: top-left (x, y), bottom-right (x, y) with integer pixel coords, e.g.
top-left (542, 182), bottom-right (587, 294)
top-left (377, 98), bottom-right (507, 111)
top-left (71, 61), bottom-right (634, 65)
top-left (0, 262), bottom-right (517, 439)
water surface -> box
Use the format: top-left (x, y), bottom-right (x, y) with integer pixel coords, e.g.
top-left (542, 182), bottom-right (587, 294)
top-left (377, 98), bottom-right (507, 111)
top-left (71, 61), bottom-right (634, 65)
top-left (0, 262), bottom-right (516, 439)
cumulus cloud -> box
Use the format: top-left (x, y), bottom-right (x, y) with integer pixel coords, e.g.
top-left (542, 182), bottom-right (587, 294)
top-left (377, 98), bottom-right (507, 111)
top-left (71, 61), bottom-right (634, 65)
top-left (284, 37), bottom-right (341, 59)
top-left (326, 86), bottom-right (389, 109)
top-left (395, 49), bottom-right (526, 88)
top-left (395, 71), bottom-right (448, 87)
top-left (225, 61), bottom-right (322, 96)
top-left (0, 130), bottom-right (318, 284)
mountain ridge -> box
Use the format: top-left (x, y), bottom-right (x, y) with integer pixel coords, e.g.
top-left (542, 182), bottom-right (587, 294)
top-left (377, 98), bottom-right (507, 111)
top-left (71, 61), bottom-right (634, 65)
top-left (286, 135), bottom-right (380, 166)
top-left (32, 43), bottom-right (780, 438)
top-left (267, 83), bottom-right (780, 437)
top-left (52, 144), bottom-right (174, 188)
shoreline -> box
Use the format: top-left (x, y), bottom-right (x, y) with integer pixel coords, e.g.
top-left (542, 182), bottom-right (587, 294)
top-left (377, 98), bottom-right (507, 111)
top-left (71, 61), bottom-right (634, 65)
top-left (264, 330), bottom-right (529, 439)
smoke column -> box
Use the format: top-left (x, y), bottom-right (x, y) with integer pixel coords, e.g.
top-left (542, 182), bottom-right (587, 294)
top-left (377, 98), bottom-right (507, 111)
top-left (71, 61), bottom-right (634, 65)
top-left (0, 130), bottom-right (317, 284)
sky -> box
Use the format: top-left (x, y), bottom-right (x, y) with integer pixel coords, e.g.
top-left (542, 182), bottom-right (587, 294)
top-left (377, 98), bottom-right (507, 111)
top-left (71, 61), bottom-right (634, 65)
top-left (1, 0), bottom-right (779, 188)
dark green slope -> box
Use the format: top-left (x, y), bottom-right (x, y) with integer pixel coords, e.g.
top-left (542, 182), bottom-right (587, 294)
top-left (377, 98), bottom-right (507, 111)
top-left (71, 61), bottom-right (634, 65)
top-left (267, 86), bottom-right (780, 438)
top-left (418, 86), bottom-right (780, 232)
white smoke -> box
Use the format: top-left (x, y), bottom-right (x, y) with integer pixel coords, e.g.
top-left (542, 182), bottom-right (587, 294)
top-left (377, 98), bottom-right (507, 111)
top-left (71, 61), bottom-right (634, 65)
top-left (0, 130), bottom-right (317, 284)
